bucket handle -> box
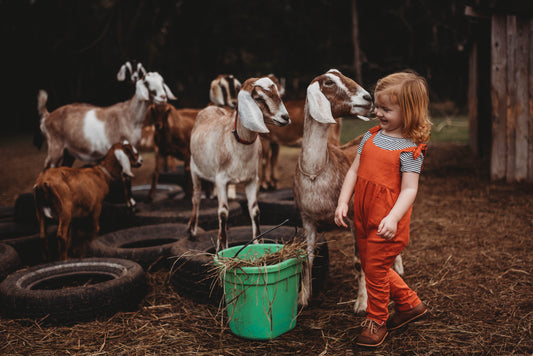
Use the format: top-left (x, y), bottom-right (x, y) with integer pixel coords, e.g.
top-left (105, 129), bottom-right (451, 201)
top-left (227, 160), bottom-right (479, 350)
top-left (232, 219), bottom-right (292, 258)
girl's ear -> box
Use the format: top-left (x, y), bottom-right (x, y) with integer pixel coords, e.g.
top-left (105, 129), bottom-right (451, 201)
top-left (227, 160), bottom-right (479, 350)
top-left (237, 90), bottom-right (269, 133)
top-left (115, 149), bottom-right (134, 177)
top-left (307, 82), bottom-right (336, 124)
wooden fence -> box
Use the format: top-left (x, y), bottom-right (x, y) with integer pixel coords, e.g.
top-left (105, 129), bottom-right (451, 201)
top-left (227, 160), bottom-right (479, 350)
top-left (490, 15), bottom-right (533, 182)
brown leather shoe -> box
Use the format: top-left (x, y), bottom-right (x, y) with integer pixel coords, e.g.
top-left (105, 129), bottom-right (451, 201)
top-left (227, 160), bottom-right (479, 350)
top-left (356, 319), bottom-right (388, 347)
top-left (387, 302), bottom-right (428, 330)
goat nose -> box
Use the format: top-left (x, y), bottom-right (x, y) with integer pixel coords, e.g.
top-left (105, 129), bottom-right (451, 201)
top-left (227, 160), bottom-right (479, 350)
top-left (363, 94), bottom-right (372, 102)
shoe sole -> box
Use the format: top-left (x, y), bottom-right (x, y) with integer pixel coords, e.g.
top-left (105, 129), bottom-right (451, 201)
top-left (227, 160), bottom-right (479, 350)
top-left (388, 308), bottom-right (428, 330)
top-left (355, 331), bottom-right (389, 347)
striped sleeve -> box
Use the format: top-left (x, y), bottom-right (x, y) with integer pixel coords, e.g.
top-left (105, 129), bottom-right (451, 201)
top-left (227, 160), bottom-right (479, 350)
top-left (400, 151), bottom-right (424, 173)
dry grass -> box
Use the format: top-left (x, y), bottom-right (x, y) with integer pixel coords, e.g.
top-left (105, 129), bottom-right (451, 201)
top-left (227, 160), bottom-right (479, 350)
top-left (0, 136), bottom-right (532, 355)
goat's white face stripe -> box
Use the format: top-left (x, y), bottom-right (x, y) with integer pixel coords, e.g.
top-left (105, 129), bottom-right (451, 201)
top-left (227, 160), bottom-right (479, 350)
top-left (255, 77), bottom-right (275, 92)
top-left (83, 110), bottom-right (111, 155)
top-left (326, 70), bottom-right (371, 109)
top-left (115, 149), bottom-right (134, 177)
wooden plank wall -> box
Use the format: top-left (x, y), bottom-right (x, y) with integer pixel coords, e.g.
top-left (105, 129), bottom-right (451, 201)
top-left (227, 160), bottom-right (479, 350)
top-left (490, 14), bottom-right (533, 182)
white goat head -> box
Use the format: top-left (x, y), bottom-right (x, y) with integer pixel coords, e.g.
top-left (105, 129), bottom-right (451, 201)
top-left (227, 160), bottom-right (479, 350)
top-left (136, 72), bottom-right (177, 105)
top-left (237, 77), bottom-right (290, 133)
top-left (307, 69), bottom-right (372, 123)
top-left (209, 74), bottom-right (242, 108)
top-left (117, 60), bottom-right (147, 84)
top-left (113, 141), bottom-right (143, 177)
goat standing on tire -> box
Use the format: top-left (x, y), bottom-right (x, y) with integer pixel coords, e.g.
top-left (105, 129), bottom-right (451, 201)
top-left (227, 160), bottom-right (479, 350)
top-left (187, 77), bottom-right (290, 251)
top-left (293, 69), bottom-right (404, 311)
top-left (34, 141), bottom-right (143, 261)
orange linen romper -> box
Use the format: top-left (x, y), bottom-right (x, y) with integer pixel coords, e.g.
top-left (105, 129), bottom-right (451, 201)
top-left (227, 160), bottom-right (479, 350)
top-left (354, 126), bottom-right (426, 324)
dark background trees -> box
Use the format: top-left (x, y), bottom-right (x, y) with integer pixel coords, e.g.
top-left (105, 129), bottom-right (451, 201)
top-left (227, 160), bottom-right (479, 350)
top-left (1, 0), bottom-right (470, 133)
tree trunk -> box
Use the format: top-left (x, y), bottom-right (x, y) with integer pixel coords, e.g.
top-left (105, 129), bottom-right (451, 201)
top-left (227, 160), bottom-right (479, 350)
top-left (350, 0), bottom-right (363, 84)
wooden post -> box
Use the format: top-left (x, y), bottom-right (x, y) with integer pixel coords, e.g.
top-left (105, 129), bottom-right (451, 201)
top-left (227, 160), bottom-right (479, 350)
top-left (468, 43), bottom-right (479, 156)
top-left (490, 15), bottom-right (507, 181)
top-left (506, 16), bottom-right (517, 182)
top-left (515, 17), bottom-right (530, 181)
top-left (528, 18), bottom-right (533, 182)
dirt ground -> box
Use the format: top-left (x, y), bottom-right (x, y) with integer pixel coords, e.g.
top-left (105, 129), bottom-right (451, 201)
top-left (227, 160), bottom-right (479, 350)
top-left (0, 135), bottom-right (532, 355)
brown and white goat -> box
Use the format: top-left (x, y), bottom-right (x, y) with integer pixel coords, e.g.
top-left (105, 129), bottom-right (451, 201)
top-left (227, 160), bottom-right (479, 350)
top-left (259, 75), bottom-right (343, 190)
top-left (209, 74), bottom-right (242, 108)
top-left (293, 69), bottom-right (405, 312)
top-left (116, 60), bottom-right (147, 84)
top-left (144, 104), bottom-right (199, 200)
top-left (34, 141), bottom-right (143, 261)
top-left (38, 72), bottom-right (175, 169)
top-left (188, 77), bottom-right (290, 251)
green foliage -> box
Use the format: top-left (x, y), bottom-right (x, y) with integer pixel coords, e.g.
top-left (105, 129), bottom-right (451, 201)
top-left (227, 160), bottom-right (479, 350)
top-left (340, 115), bottom-right (469, 144)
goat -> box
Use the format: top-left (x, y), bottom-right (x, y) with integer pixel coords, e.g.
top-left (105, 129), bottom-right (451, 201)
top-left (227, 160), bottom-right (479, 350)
top-left (209, 74), bottom-right (242, 108)
top-left (37, 72), bottom-right (174, 207)
top-left (144, 104), bottom-right (199, 200)
top-left (34, 141), bottom-right (143, 261)
top-left (117, 60), bottom-right (147, 84)
top-left (259, 75), bottom-right (342, 191)
top-left (293, 69), bottom-right (405, 312)
top-left (188, 77), bottom-right (290, 251)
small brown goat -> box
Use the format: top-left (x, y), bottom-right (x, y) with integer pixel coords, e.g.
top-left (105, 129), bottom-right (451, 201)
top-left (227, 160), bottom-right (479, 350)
top-left (33, 141), bottom-right (143, 261)
top-left (144, 103), bottom-right (199, 200)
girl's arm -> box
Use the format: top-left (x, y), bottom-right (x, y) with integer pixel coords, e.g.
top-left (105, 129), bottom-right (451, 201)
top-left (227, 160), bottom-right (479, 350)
top-left (377, 171), bottom-right (419, 240)
top-left (334, 153), bottom-right (360, 228)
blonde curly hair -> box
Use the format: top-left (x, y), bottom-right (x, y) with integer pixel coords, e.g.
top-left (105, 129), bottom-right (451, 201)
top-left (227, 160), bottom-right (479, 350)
top-left (375, 71), bottom-right (431, 144)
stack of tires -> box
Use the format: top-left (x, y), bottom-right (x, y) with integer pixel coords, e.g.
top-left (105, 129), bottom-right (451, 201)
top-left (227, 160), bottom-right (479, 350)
top-left (0, 177), bottom-right (330, 324)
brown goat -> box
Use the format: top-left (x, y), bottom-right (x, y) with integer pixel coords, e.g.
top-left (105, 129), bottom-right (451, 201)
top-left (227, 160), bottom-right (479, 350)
top-left (144, 103), bottom-right (199, 200)
top-left (33, 141), bottom-right (143, 261)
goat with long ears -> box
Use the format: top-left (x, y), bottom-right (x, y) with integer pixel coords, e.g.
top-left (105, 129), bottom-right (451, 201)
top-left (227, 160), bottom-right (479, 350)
top-left (293, 69), bottom-right (404, 310)
top-left (187, 77), bottom-right (290, 251)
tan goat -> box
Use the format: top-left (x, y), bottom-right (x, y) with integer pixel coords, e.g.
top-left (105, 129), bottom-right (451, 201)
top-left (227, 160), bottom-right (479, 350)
top-left (188, 77), bottom-right (290, 251)
top-left (293, 69), bottom-right (379, 310)
top-left (34, 141), bottom-right (143, 261)
top-left (259, 75), bottom-right (343, 190)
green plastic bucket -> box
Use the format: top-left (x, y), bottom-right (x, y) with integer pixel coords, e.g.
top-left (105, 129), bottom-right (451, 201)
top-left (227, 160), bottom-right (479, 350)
top-left (214, 243), bottom-right (304, 340)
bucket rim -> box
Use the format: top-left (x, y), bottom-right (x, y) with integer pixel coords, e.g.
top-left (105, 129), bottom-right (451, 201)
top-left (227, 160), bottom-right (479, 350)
top-left (213, 243), bottom-right (305, 274)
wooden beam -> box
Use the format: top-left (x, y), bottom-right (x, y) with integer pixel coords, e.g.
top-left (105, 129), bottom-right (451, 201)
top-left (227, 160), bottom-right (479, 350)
top-left (515, 17), bottom-right (529, 181)
top-left (506, 16), bottom-right (517, 182)
top-left (527, 18), bottom-right (533, 183)
top-left (490, 15), bottom-right (507, 181)
top-left (468, 43), bottom-right (479, 155)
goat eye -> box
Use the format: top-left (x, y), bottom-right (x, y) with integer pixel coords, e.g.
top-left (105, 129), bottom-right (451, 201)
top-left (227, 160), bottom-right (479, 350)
top-left (324, 80), bottom-right (335, 87)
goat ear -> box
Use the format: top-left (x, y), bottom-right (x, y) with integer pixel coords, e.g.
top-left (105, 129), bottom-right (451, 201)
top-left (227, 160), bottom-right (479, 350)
top-left (164, 84), bottom-right (177, 101)
top-left (115, 149), bottom-right (134, 177)
top-left (237, 90), bottom-right (269, 133)
top-left (210, 82), bottom-right (224, 106)
top-left (117, 64), bottom-right (127, 81)
top-left (307, 81), bottom-right (336, 124)
top-left (136, 80), bottom-right (150, 101)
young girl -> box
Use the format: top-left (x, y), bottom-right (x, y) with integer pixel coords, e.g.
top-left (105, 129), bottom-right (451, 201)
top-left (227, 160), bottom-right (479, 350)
top-left (334, 71), bottom-right (431, 347)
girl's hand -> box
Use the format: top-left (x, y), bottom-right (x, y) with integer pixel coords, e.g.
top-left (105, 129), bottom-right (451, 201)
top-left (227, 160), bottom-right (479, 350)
top-left (334, 203), bottom-right (349, 228)
top-left (377, 214), bottom-right (398, 240)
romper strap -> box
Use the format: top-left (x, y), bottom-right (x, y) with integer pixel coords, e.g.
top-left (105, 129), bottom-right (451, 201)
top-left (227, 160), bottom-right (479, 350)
top-left (369, 125), bottom-right (381, 134)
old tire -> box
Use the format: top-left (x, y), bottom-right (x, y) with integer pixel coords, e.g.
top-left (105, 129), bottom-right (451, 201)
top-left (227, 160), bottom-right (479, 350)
top-left (0, 257), bottom-right (147, 324)
top-left (133, 196), bottom-right (245, 230)
top-left (87, 223), bottom-right (203, 271)
top-left (168, 225), bottom-right (329, 305)
top-left (256, 188), bottom-right (302, 227)
top-left (0, 243), bottom-right (21, 281)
